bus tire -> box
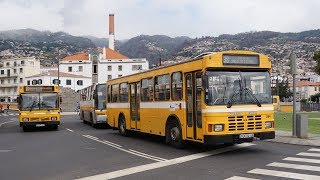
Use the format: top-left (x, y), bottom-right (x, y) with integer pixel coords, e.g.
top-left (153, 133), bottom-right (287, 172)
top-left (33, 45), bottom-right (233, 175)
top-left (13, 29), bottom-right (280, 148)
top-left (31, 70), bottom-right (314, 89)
top-left (80, 111), bottom-right (84, 120)
top-left (52, 125), bottom-right (59, 131)
top-left (166, 121), bottom-right (185, 149)
top-left (118, 115), bottom-right (128, 136)
top-left (22, 126), bottom-right (29, 132)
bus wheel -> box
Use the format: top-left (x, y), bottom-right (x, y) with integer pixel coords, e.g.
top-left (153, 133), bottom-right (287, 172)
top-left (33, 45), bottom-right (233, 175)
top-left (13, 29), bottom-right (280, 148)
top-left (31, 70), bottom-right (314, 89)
top-left (52, 125), bottom-right (59, 131)
top-left (118, 116), bottom-right (128, 136)
top-left (22, 126), bottom-right (29, 132)
top-left (166, 121), bottom-right (185, 148)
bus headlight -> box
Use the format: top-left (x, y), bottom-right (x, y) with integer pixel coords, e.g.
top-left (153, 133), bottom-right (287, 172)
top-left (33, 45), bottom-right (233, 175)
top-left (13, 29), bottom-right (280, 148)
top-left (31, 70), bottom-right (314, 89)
top-left (51, 117), bottom-right (57, 121)
top-left (265, 121), bottom-right (272, 129)
top-left (23, 118), bottom-right (29, 122)
top-left (214, 124), bottom-right (224, 132)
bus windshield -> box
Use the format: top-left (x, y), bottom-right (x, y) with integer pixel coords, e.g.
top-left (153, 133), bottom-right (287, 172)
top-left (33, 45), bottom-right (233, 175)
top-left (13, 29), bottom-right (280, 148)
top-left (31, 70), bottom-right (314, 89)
top-left (205, 70), bottom-right (271, 106)
top-left (96, 84), bottom-right (106, 110)
top-left (19, 93), bottom-right (59, 110)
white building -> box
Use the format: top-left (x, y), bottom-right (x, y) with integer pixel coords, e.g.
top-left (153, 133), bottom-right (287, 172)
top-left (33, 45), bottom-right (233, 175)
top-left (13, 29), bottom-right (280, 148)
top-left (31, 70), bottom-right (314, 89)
top-left (59, 47), bottom-right (149, 85)
top-left (289, 81), bottom-right (320, 100)
top-left (25, 71), bottom-right (91, 92)
top-left (40, 65), bottom-right (58, 73)
top-left (0, 57), bottom-right (41, 102)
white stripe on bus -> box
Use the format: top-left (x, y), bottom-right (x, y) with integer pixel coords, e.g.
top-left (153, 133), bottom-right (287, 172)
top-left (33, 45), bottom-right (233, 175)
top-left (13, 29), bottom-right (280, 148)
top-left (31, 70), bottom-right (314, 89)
top-left (202, 106), bottom-right (273, 113)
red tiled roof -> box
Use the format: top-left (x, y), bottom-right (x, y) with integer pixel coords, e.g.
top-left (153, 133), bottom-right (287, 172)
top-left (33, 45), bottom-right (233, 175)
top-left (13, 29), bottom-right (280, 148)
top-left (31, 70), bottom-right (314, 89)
top-left (26, 71), bottom-right (90, 78)
top-left (98, 48), bottom-right (129, 59)
top-left (289, 81), bottom-right (320, 87)
top-left (61, 52), bottom-right (89, 61)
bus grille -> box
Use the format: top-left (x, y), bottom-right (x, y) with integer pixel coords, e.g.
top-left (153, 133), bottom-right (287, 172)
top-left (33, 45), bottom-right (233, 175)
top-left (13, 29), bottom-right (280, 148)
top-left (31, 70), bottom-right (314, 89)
top-left (228, 115), bottom-right (262, 131)
top-left (30, 117), bottom-right (50, 121)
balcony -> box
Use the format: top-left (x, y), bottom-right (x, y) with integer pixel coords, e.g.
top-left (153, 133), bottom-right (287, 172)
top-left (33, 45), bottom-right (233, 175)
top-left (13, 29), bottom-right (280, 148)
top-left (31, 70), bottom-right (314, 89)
top-left (0, 83), bottom-right (19, 88)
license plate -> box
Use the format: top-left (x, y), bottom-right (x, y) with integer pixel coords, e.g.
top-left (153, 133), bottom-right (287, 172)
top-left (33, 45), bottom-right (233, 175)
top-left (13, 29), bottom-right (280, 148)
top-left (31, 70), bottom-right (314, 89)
top-left (239, 134), bottom-right (254, 139)
top-left (36, 124), bottom-right (45, 127)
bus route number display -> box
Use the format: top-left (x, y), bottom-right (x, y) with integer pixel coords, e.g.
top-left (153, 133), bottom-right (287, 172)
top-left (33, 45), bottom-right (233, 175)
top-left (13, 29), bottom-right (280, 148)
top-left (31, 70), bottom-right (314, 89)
top-left (24, 86), bottom-right (54, 92)
top-left (222, 54), bottom-right (259, 66)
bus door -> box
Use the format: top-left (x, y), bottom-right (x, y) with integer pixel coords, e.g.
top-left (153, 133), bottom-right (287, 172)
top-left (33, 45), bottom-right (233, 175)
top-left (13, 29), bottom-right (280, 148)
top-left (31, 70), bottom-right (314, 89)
top-left (130, 82), bottom-right (141, 130)
top-left (185, 72), bottom-right (203, 141)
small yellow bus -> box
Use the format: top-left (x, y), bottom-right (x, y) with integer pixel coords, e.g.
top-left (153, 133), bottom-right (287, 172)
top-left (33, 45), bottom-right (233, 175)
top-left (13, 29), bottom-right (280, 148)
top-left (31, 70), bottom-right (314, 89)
top-left (272, 95), bottom-right (280, 111)
top-left (79, 83), bottom-right (107, 128)
top-left (18, 85), bottom-right (60, 131)
top-left (106, 50), bottom-right (275, 147)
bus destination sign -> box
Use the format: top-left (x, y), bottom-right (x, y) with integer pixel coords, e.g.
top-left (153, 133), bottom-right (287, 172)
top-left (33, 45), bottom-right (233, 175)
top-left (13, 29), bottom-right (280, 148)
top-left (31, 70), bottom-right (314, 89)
top-left (222, 54), bottom-right (259, 66)
top-left (24, 86), bottom-right (54, 92)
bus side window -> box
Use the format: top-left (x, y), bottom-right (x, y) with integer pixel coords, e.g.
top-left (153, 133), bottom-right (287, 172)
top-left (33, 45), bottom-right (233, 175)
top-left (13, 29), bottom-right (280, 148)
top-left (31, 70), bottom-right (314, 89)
top-left (172, 72), bottom-right (182, 100)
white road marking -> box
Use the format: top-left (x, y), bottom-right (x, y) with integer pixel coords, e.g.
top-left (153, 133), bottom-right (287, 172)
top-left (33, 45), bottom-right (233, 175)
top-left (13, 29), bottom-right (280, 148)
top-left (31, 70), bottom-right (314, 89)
top-left (284, 157), bottom-right (320, 164)
top-left (268, 162), bottom-right (320, 172)
top-left (0, 120), bottom-right (16, 127)
top-left (66, 128), bottom-right (74, 132)
top-left (128, 149), bottom-right (167, 161)
top-left (76, 143), bottom-right (254, 180)
top-left (225, 176), bottom-right (259, 180)
top-left (0, 150), bottom-right (12, 153)
top-left (2, 114), bottom-right (8, 116)
top-left (83, 135), bottom-right (164, 162)
top-left (248, 168), bottom-right (320, 179)
top-left (297, 152), bottom-right (320, 158)
top-left (308, 148), bottom-right (320, 152)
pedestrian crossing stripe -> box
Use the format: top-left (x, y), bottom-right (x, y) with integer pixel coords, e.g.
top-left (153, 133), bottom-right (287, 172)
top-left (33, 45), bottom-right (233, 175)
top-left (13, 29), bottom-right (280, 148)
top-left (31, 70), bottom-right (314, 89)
top-left (248, 168), bottom-right (320, 179)
top-left (0, 113), bottom-right (18, 116)
top-left (225, 176), bottom-right (259, 180)
top-left (284, 157), bottom-right (320, 164)
top-left (308, 148), bottom-right (320, 152)
top-left (267, 162), bottom-right (320, 172)
top-left (297, 152), bottom-right (320, 158)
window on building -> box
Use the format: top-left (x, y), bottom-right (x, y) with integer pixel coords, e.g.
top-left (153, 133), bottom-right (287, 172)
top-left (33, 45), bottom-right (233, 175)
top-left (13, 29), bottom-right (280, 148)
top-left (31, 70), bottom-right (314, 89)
top-left (38, 79), bottom-right (42, 85)
top-left (108, 65), bottom-right (112, 71)
top-left (14, 62), bottom-right (17, 66)
top-left (132, 65), bottom-right (142, 71)
top-left (119, 83), bottom-right (128, 102)
top-left (77, 80), bottom-right (83, 86)
top-left (171, 72), bottom-right (183, 100)
top-left (14, 79), bottom-right (17, 84)
top-left (118, 65), bottom-right (122, 71)
top-left (155, 74), bottom-right (170, 101)
top-left (21, 60), bottom-right (25, 65)
top-left (68, 67), bottom-right (72, 72)
top-left (108, 75), bottom-right (112, 80)
top-left (0, 70), bottom-right (4, 75)
top-left (1, 79), bottom-right (4, 84)
top-left (20, 68), bottom-right (23, 73)
top-left (79, 66), bottom-right (83, 72)
top-left (93, 65), bottom-right (97, 74)
top-left (6, 62), bottom-right (9, 66)
top-left (7, 79), bottom-right (10, 84)
top-left (27, 80), bottom-right (30, 85)
top-left (315, 87), bottom-right (317, 91)
top-left (66, 79), bottom-right (71, 85)
top-left (13, 69), bottom-right (17, 74)
top-left (52, 79), bottom-right (60, 85)
top-left (13, 87), bottom-right (17, 92)
top-left (118, 75), bottom-right (122, 78)
top-left (141, 78), bottom-right (154, 101)
top-left (20, 78), bottom-right (23, 83)
top-left (7, 69), bottom-right (10, 76)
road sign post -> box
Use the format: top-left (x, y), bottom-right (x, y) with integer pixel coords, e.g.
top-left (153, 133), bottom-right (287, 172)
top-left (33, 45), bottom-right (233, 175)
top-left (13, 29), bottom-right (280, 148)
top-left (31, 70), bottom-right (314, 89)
top-left (290, 52), bottom-right (297, 137)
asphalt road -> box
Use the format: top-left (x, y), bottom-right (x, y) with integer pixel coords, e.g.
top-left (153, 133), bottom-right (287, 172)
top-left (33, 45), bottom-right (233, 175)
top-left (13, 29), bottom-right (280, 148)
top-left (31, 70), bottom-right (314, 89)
top-left (1, 112), bottom-right (320, 180)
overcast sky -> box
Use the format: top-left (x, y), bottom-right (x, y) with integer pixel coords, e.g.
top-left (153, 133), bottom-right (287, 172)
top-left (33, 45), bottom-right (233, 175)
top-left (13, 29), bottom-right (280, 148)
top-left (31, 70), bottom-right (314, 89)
top-left (0, 0), bottom-right (319, 39)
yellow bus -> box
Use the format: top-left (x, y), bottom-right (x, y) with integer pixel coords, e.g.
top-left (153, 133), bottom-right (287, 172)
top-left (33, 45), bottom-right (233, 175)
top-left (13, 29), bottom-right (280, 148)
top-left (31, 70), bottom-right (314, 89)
top-left (18, 85), bottom-right (61, 131)
top-left (106, 50), bottom-right (275, 147)
top-left (79, 83), bottom-right (107, 128)
top-left (272, 95), bottom-right (280, 111)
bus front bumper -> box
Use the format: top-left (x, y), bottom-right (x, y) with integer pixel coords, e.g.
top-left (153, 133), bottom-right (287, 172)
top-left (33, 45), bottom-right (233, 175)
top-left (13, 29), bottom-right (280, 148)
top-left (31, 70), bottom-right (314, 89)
top-left (204, 131), bottom-right (275, 145)
top-left (20, 121), bottom-right (60, 127)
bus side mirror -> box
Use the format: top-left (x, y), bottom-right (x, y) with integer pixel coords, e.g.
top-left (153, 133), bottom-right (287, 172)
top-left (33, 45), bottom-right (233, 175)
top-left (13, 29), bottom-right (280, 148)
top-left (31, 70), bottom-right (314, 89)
top-left (202, 75), bottom-right (208, 89)
top-left (17, 96), bottom-right (21, 103)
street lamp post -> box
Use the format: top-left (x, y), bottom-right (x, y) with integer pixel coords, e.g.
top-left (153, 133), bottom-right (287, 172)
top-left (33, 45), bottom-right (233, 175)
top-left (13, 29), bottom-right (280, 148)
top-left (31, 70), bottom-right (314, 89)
top-left (290, 52), bottom-right (297, 137)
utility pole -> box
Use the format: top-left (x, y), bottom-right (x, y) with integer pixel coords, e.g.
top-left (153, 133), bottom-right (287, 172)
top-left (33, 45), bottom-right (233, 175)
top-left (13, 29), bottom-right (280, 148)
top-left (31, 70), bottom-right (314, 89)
top-left (57, 49), bottom-right (60, 87)
top-left (290, 52), bottom-right (297, 137)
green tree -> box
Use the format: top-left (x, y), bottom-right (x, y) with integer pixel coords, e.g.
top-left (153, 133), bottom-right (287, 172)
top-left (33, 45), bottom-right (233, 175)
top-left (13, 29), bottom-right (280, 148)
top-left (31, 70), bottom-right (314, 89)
top-left (314, 51), bottom-right (320, 75)
top-left (310, 93), bottom-right (320, 103)
top-left (278, 80), bottom-right (292, 100)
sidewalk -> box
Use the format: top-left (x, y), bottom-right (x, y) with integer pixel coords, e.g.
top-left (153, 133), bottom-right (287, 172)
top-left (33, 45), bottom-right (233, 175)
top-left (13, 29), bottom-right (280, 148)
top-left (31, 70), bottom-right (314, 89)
top-left (61, 112), bottom-right (78, 115)
top-left (267, 130), bottom-right (320, 147)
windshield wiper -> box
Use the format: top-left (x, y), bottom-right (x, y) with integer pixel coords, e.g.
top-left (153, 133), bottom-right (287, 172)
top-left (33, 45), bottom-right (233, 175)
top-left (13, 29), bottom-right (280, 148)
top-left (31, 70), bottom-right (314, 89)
top-left (29, 100), bottom-right (38, 112)
top-left (244, 87), bottom-right (262, 107)
top-left (227, 78), bottom-right (242, 108)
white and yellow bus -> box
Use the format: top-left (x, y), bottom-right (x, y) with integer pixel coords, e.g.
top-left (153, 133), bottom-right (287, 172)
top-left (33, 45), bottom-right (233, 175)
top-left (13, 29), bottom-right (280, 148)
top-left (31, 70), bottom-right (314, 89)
top-left (18, 85), bottom-right (61, 131)
top-left (79, 83), bottom-right (107, 128)
top-left (106, 50), bottom-right (275, 147)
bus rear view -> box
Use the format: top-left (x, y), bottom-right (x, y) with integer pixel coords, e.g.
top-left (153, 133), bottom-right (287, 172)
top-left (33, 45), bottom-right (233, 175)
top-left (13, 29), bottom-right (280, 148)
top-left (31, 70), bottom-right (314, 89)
top-left (18, 85), bottom-right (61, 131)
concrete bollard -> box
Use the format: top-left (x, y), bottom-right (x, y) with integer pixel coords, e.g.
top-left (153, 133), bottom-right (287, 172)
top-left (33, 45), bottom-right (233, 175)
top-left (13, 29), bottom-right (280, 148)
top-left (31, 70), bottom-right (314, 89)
top-left (296, 114), bottom-right (308, 138)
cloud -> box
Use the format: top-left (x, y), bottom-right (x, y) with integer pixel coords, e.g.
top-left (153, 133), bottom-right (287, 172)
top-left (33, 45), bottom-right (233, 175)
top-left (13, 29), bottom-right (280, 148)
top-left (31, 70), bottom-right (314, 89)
top-left (0, 0), bottom-right (320, 39)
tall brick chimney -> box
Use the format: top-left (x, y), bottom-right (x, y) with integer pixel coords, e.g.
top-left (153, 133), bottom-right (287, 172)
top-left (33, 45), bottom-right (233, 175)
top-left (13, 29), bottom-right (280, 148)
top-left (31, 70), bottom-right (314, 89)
top-left (109, 14), bottom-right (115, 50)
